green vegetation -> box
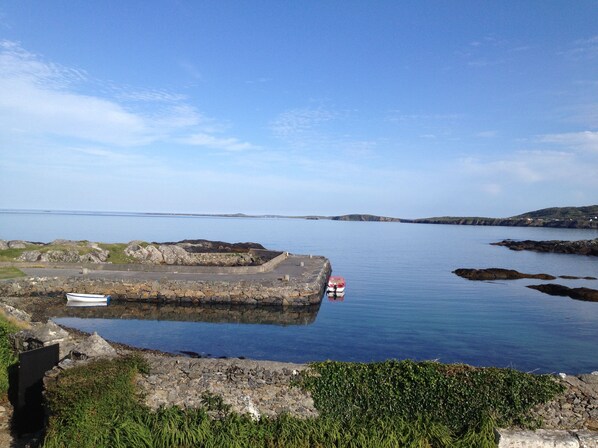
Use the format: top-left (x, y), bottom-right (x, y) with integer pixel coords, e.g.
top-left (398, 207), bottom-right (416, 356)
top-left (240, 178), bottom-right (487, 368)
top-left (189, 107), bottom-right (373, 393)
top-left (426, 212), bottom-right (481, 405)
top-left (97, 243), bottom-right (136, 264)
top-left (42, 357), bottom-right (564, 447)
top-left (44, 355), bottom-right (149, 448)
top-left (0, 246), bottom-right (33, 262)
top-left (0, 242), bottom-right (94, 262)
top-left (0, 266), bottom-right (26, 280)
top-left (300, 360), bottom-right (563, 433)
top-left (0, 312), bottom-right (20, 397)
top-left (0, 241), bottom-right (142, 264)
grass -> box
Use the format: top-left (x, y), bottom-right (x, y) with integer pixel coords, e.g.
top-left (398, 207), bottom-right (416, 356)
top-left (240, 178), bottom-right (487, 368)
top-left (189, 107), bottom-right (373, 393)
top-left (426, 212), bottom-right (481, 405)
top-left (0, 242), bottom-right (141, 264)
top-left (0, 266), bottom-right (26, 280)
top-left (41, 356), bottom-right (565, 447)
top-left (0, 247), bottom-right (33, 262)
top-left (0, 312), bottom-right (21, 398)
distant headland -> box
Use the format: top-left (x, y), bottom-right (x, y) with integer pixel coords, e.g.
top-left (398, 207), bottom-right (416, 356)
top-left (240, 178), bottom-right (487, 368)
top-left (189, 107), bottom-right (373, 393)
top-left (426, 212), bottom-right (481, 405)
top-left (2, 205), bottom-right (598, 229)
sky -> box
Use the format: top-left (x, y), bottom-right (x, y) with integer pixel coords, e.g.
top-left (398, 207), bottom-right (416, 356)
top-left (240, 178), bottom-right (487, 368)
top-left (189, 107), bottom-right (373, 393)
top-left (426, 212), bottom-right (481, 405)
top-left (0, 1), bottom-right (597, 218)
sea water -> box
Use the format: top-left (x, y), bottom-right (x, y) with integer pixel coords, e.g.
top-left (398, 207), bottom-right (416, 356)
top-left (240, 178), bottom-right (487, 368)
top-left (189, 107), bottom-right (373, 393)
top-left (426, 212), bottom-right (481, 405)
top-left (1, 211), bottom-right (598, 373)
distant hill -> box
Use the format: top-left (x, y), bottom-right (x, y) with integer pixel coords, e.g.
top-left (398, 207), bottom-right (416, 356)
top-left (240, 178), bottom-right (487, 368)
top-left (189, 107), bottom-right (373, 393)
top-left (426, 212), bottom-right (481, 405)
top-left (405, 205), bottom-right (598, 229)
top-left (512, 205), bottom-right (598, 220)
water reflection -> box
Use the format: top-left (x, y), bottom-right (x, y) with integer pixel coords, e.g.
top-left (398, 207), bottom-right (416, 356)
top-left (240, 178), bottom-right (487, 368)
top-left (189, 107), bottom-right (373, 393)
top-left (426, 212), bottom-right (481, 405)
top-left (31, 297), bottom-right (321, 326)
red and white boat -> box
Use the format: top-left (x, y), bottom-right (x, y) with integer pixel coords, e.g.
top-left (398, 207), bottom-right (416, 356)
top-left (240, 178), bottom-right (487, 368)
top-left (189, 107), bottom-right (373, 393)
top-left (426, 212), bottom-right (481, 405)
top-left (327, 276), bottom-right (346, 294)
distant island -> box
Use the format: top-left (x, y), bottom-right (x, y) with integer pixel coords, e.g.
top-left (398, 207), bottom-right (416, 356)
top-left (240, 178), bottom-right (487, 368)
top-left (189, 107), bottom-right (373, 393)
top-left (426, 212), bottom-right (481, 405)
top-left (2, 205), bottom-right (597, 229)
top-left (400, 205), bottom-right (598, 229)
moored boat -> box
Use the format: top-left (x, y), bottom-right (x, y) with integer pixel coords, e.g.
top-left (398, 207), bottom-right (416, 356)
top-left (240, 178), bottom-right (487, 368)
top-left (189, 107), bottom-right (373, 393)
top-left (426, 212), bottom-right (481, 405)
top-left (327, 276), bottom-right (346, 294)
top-left (66, 293), bottom-right (111, 304)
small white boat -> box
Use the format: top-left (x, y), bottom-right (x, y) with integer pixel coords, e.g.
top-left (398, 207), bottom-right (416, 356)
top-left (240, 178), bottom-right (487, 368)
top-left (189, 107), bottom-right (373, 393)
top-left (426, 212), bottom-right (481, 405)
top-left (66, 293), bottom-right (111, 304)
top-left (327, 276), bottom-right (346, 294)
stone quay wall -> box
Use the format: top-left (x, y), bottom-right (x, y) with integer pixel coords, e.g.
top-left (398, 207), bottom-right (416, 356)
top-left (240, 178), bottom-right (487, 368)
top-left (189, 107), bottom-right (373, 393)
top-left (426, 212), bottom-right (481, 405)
top-left (0, 258), bottom-right (332, 307)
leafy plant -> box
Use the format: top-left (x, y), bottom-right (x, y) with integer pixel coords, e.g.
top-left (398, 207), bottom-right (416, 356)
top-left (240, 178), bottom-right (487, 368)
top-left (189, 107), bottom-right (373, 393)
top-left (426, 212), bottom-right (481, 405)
top-left (299, 360), bottom-right (564, 433)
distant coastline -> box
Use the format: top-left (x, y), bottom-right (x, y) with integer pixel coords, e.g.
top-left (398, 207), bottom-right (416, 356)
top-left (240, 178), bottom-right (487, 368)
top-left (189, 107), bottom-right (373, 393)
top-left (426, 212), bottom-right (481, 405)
top-left (1, 205), bottom-right (597, 229)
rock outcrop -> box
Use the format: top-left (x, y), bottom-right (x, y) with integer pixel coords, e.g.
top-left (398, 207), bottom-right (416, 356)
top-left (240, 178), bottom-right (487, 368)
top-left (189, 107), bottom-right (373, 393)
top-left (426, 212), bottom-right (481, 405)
top-left (527, 284), bottom-right (598, 302)
top-left (492, 239), bottom-right (598, 256)
top-left (453, 268), bottom-right (556, 281)
top-left (70, 332), bottom-right (117, 360)
top-left (13, 240), bottom-right (110, 263)
top-left (124, 242), bottom-right (264, 266)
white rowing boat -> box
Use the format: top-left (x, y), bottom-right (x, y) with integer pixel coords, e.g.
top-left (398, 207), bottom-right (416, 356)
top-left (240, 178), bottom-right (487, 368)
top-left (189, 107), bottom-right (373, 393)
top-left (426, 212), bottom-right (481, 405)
top-left (66, 293), bottom-right (111, 304)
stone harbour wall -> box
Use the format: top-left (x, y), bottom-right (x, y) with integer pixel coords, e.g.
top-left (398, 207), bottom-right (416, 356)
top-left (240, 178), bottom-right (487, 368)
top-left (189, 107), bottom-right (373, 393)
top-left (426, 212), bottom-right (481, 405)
top-left (0, 259), bottom-right (332, 307)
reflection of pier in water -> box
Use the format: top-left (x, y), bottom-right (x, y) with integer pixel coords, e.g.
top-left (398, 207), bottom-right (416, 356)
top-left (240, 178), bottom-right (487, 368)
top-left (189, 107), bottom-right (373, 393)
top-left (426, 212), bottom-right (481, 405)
top-left (9, 297), bottom-right (321, 326)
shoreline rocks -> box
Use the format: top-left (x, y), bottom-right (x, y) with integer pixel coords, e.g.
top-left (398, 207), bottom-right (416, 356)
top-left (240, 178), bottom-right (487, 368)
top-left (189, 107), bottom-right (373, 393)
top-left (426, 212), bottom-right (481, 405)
top-left (492, 238), bottom-right (598, 256)
top-left (453, 268), bottom-right (556, 281)
top-left (527, 284), bottom-right (598, 302)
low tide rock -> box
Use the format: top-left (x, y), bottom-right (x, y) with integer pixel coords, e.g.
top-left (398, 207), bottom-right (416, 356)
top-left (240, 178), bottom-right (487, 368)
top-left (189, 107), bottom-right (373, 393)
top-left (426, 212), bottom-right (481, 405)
top-left (527, 284), bottom-right (598, 302)
top-left (454, 268), bottom-right (556, 281)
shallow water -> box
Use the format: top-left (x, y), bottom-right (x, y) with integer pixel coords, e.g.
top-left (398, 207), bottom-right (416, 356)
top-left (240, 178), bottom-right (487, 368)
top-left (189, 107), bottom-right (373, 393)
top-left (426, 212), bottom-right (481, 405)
top-left (2, 212), bottom-right (598, 372)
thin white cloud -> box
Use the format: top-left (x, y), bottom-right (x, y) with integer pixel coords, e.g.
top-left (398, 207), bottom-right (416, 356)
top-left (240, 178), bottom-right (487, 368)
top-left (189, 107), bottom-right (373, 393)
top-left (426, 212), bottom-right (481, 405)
top-left (0, 40), bottom-right (253, 150)
top-left (178, 133), bottom-right (257, 151)
top-left (540, 131), bottom-right (598, 152)
top-left (459, 148), bottom-right (598, 188)
top-left (564, 35), bottom-right (598, 60)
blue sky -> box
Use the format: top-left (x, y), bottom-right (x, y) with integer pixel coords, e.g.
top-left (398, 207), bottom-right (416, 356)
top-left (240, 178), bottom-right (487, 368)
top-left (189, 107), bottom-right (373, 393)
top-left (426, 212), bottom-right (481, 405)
top-left (1, 1), bottom-right (597, 218)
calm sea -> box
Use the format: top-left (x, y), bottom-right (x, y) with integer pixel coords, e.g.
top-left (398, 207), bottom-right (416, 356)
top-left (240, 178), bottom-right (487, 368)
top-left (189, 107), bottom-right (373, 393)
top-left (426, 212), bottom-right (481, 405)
top-left (2, 212), bottom-right (598, 373)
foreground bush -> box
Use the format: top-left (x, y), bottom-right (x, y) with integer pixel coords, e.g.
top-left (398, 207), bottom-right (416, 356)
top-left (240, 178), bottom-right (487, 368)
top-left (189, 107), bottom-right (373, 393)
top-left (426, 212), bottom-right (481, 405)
top-left (0, 312), bottom-right (20, 397)
top-left (43, 356), bottom-right (564, 447)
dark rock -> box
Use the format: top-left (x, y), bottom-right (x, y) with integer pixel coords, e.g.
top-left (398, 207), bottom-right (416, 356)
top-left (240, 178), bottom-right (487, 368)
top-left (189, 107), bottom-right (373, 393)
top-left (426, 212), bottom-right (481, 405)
top-left (492, 238), bottom-right (598, 256)
top-left (453, 268), bottom-right (556, 281)
top-left (527, 284), bottom-right (598, 302)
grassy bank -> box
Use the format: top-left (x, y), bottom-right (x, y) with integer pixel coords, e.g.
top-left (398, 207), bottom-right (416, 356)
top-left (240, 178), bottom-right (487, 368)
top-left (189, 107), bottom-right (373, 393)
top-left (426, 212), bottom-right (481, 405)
top-left (0, 312), bottom-right (22, 397)
top-left (0, 242), bottom-right (138, 264)
top-left (42, 357), bottom-right (564, 447)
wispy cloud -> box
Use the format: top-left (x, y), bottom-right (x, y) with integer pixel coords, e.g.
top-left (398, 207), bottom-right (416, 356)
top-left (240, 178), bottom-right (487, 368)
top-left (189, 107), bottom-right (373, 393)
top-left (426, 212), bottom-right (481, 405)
top-left (178, 133), bottom-right (257, 151)
top-left (459, 147), bottom-right (598, 190)
top-left (563, 35), bottom-right (598, 60)
top-left (0, 40), bottom-right (253, 150)
top-left (539, 131), bottom-right (598, 152)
